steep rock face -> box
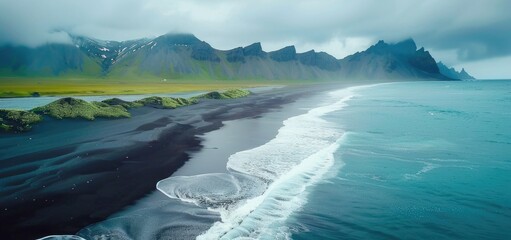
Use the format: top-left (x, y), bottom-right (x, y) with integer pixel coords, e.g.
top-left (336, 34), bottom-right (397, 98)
top-left (153, 34), bottom-right (219, 62)
top-left (408, 47), bottom-right (440, 74)
top-left (390, 38), bottom-right (417, 55)
top-left (270, 46), bottom-right (297, 62)
top-left (243, 42), bottom-right (266, 57)
top-left (226, 47), bottom-right (245, 63)
top-left (298, 50), bottom-right (341, 71)
top-left (0, 33), bottom-right (466, 81)
top-left (365, 39), bottom-right (438, 74)
top-left (340, 39), bottom-right (445, 80)
top-left (226, 42), bottom-right (272, 63)
top-left (459, 69), bottom-right (475, 79)
top-left (437, 61), bottom-right (475, 80)
top-left (191, 41), bottom-right (220, 62)
top-left (226, 42), bottom-right (269, 63)
top-left (380, 39), bottom-right (439, 74)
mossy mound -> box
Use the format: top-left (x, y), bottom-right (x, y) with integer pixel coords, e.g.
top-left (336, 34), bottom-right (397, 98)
top-left (222, 89), bottom-right (251, 98)
top-left (194, 91), bottom-right (224, 99)
top-left (1, 89), bottom-right (251, 133)
top-left (102, 98), bottom-right (144, 109)
top-left (134, 97), bottom-right (197, 109)
top-left (192, 89), bottom-right (251, 100)
top-left (0, 109), bottom-right (43, 132)
top-left (32, 97), bottom-right (131, 120)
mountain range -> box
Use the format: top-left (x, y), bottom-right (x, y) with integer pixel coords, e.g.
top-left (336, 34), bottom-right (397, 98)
top-left (0, 33), bottom-right (473, 81)
top-left (436, 61), bottom-right (475, 80)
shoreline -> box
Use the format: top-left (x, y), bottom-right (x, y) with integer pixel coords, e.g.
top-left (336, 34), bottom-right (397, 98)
top-left (77, 82), bottom-right (363, 239)
top-left (0, 83), bottom-right (350, 239)
top-left (190, 84), bottom-right (366, 239)
top-left (75, 84), bottom-right (334, 239)
top-left (0, 86), bottom-right (285, 111)
top-left (172, 90), bottom-right (323, 177)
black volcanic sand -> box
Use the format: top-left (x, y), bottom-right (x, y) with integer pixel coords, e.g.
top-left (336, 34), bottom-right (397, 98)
top-left (0, 84), bottom-right (352, 240)
top-left (77, 84), bottom-right (344, 240)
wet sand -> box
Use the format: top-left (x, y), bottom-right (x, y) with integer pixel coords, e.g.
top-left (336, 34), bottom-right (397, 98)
top-left (0, 83), bottom-right (360, 239)
top-left (0, 84), bottom-right (348, 240)
top-left (76, 85), bottom-right (337, 240)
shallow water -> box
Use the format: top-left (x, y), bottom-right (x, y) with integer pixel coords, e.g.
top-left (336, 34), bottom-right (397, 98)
top-left (0, 92), bottom-right (204, 110)
top-left (67, 84), bottom-right (314, 240)
top-left (156, 80), bottom-right (511, 239)
top-left (288, 80), bottom-right (511, 239)
top-left (34, 81), bottom-right (511, 239)
top-left (156, 85), bottom-right (370, 239)
top-left (0, 86), bottom-right (282, 110)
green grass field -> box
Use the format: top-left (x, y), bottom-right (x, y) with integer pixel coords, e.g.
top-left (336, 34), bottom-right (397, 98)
top-left (0, 77), bottom-right (291, 98)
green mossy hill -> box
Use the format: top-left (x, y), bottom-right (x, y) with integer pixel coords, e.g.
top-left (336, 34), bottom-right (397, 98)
top-left (32, 97), bottom-right (131, 120)
top-left (134, 97), bottom-right (197, 109)
top-left (1, 89), bottom-right (251, 133)
top-left (102, 98), bottom-right (144, 109)
top-left (222, 89), bottom-right (251, 98)
top-left (0, 109), bottom-right (43, 132)
top-left (192, 89), bottom-right (251, 100)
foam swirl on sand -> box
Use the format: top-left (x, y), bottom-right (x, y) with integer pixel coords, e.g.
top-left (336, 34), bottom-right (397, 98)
top-left (157, 86), bottom-right (367, 239)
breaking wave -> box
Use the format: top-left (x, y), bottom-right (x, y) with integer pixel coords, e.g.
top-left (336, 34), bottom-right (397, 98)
top-left (157, 86), bottom-right (369, 239)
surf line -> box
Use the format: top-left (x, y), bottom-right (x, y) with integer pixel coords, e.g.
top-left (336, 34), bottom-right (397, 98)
top-left (157, 84), bottom-right (377, 239)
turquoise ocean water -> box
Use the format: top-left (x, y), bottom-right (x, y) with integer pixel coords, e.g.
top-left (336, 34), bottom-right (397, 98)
top-left (153, 80), bottom-right (510, 239)
top-left (288, 80), bottom-right (511, 239)
top-left (18, 81), bottom-right (511, 240)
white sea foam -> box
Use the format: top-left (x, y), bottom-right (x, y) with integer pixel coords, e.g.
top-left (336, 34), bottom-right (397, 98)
top-left (198, 136), bottom-right (346, 239)
top-left (37, 235), bottom-right (86, 240)
top-left (157, 85), bottom-right (373, 239)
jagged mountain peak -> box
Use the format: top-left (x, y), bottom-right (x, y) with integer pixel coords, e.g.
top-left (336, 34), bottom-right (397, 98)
top-left (243, 42), bottom-right (266, 57)
top-left (394, 38), bottom-right (417, 52)
top-left (340, 38), bottom-right (445, 79)
top-left (367, 38), bottom-right (418, 55)
top-left (245, 42), bottom-right (262, 49)
top-left (270, 45), bottom-right (297, 62)
top-left (278, 45), bottom-right (296, 51)
top-left (298, 50), bottom-right (341, 71)
top-left (0, 33), bottom-right (464, 81)
top-left (437, 61), bottom-right (475, 79)
top-left (226, 47), bottom-right (245, 63)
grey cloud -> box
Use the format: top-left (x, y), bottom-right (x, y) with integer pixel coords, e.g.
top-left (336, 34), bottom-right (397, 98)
top-left (0, 0), bottom-right (510, 64)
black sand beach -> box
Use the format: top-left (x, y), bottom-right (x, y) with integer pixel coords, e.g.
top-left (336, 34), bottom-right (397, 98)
top-left (0, 84), bottom-right (349, 240)
top-left (76, 84), bottom-right (341, 240)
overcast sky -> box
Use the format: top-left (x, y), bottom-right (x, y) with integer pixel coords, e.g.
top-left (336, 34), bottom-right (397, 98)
top-left (0, 0), bottom-right (509, 79)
